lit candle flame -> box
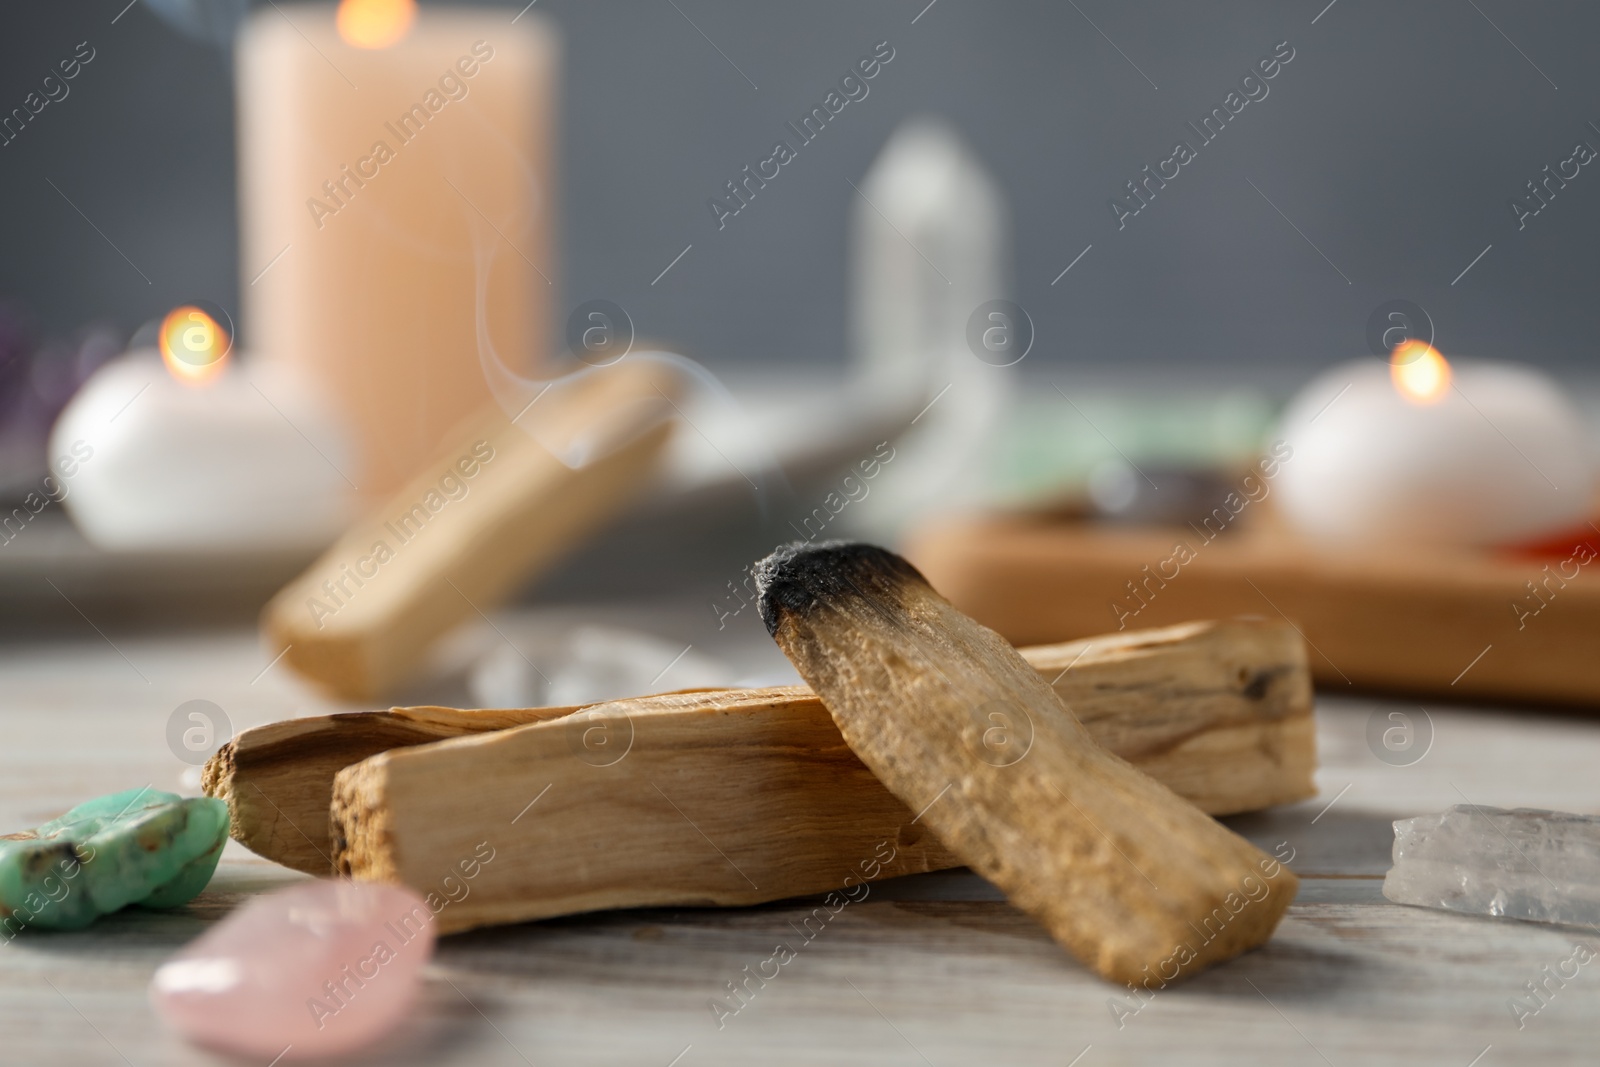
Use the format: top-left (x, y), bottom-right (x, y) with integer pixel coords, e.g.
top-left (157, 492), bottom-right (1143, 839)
top-left (336, 0), bottom-right (417, 49)
top-left (1389, 341), bottom-right (1452, 405)
top-left (159, 305), bottom-right (231, 386)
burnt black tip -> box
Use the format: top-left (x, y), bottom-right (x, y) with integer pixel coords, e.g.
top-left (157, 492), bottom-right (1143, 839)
top-left (753, 540), bottom-right (928, 636)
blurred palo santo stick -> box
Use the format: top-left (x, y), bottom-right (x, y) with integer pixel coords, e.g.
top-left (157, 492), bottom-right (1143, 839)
top-left (262, 363), bottom-right (678, 702)
top-left (755, 541), bottom-right (1297, 984)
top-left (210, 619), bottom-right (1312, 874)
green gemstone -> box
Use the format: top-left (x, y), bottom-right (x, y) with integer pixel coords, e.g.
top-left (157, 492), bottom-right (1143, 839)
top-left (0, 789), bottom-right (229, 932)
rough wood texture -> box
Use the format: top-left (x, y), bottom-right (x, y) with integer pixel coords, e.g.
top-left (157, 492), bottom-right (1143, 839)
top-left (331, 688), bottom-right (961, 932)
top-left (755, 542), bottom-right (1298, 984)
top-left (1020, 619), bottom-right (1314, 815)
top-left (328, 623), bottom-right (1310, 938)
top-left (215, 619), bottom-right (1313, 874)
top-left (261, 362), bottom-right (677, 702)
top-left (908, 512), bottom-right (1600, 705)
top-left (202, 704), bottom-right (583, 874)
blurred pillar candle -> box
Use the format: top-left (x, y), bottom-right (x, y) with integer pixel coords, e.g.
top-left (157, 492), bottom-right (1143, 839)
top-left (238, 3), bottom-right (557, 497)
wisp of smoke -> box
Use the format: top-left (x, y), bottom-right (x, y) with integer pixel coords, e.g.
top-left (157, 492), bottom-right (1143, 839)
top-left (459, 188), bottom-right (786, 518)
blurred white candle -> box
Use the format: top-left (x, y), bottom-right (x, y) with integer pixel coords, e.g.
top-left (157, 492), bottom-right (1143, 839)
top-left (1274, 346), bottom-right (1596, 548)
top-left (238, 2), bottom-right (556, 497)
top-left (52, 334), bottom-right (353, 553)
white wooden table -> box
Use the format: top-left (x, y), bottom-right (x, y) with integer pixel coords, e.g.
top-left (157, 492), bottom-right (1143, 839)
top-left (2, 602), bottom-right (1596, 1066)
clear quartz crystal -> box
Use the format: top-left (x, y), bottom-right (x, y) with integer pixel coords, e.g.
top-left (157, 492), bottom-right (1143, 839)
top-left (1383, 805), bottom-right (1600, 926)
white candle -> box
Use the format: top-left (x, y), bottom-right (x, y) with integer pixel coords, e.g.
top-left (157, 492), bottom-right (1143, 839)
top-left (1274, 348), bottom-right (1596, 548)
top-left (50, 350), bottom-right (354, 552)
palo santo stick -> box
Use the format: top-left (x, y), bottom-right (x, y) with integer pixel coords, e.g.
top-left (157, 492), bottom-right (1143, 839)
top-left (202, 704), bottom-right (582, 874)
top-left (1023, 620), bottom-right (1315, 816)
top-left (210, 619), bottom-right (1312, 874)
top-left (331, 688), bottom-right (956, 930)
top-left (754, 542), bottom-right (1298, 984)
top-left (326, 621), bottom-right (1311, 935)
top-left (262, 361), bottom-right (677, 703)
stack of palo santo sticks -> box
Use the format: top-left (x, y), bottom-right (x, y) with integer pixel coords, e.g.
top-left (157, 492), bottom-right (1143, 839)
top-left (208, 540), bottom-right (1316, 986)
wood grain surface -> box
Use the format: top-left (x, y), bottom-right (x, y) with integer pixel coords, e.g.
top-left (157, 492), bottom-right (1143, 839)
top-left (0, 607), bottom-right (1594, 1065)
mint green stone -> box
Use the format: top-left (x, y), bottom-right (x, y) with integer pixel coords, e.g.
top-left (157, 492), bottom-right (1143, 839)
top-left (0, 789), bottom-right (228, 932)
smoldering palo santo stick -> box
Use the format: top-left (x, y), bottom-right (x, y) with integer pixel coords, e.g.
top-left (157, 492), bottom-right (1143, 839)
top-left (211, 620), bottom-right (1314, 875)
top-left (755, 541), bottom-right (1298, 985)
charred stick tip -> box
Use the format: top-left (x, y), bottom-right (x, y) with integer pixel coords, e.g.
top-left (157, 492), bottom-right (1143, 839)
top-left (753, 540), bottom-right (931, 636)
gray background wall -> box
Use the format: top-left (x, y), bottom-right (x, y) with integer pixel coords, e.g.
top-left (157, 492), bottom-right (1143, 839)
top-left (2, 0), bottom-right (1597, 380)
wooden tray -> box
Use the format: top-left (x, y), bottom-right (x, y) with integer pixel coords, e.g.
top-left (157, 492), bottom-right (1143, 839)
top-left (907, 510), bottom-right (1600, 707)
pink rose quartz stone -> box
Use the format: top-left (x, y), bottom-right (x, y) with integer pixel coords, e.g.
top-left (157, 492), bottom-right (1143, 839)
top-left (151, 880), bottom-right (435, 1059)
